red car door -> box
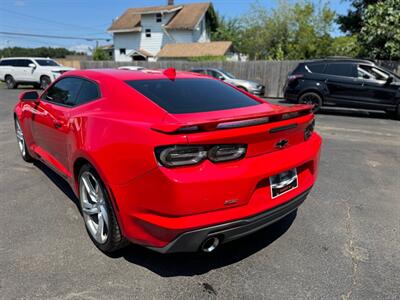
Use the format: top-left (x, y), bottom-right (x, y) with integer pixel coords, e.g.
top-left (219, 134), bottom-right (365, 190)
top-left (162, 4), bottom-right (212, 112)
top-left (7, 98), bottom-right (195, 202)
top-left (31, 77), bottom-right (83, 176)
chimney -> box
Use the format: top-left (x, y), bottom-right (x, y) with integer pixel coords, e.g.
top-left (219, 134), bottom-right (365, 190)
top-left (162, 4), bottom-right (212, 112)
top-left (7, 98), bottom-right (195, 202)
top-left (168, 0), bottom-right (174, 5)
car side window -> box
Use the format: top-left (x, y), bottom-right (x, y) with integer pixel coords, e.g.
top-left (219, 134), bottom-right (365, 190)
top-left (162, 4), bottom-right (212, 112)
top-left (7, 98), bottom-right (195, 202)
top-left (0, 60), bottom-right (11, 66)
top-left (358, 65), bottom-right (389, 82)
top-left (44, 77), bottom-right (83, 106)
top-left (76, 80), bottom-right (100, 105)
top-left (208, 70), bottom-right (224, 80)
top-left (325, 63), bottom-right (356, 78)
top-left (14, 59), bottom-right (32, 68)
top-left (306, 63), bottom-right (326, 74)
top-left (193, 70), bottom-right (206, 75)
top-left (5, 59), bottom-right (17, 67)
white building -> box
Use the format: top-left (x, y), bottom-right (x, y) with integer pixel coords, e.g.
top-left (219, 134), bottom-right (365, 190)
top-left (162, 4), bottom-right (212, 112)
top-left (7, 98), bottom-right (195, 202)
top-left (107, 1), bottom-right (230, 62)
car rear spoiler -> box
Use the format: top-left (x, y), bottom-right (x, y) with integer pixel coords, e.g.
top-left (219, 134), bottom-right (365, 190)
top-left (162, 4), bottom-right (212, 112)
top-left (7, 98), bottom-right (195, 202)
top-left (151, 104), bottom-right (313, 134)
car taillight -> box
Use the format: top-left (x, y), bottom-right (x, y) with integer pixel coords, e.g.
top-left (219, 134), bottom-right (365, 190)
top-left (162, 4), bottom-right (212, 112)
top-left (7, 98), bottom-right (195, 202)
top-left (288, 74), bottom-right (304, 81)
top-left (156, 144), bottom-right (247, 167)
top-left (157, 146), bottom-right (207, 167)
top-left (304, 119), bottom-right (315, 141)
top-left (208, 145), bottom-right (247, 162)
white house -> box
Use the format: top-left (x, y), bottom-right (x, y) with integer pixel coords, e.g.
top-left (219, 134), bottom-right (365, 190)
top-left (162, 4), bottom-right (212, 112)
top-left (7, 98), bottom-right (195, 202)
top-left (107, 1), bottom-right (225, 62)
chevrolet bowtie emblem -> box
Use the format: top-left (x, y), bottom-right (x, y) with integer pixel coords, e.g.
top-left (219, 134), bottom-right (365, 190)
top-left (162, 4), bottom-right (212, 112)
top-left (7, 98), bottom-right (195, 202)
top-left (275, 139), bottom-right (289, 149)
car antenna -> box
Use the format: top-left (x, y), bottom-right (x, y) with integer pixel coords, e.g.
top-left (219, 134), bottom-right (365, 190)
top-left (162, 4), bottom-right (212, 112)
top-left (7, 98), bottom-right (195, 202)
top-left (163, 68), bottom-right (176, 81)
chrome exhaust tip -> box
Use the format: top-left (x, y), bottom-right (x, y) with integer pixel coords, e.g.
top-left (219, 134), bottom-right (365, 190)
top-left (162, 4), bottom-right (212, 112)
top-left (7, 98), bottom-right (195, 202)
top-left (201, 237), bottom-right (220, 253)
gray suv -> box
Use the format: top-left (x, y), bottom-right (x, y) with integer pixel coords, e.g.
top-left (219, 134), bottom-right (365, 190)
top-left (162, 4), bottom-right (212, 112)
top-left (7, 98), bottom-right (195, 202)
top-left (191, 68), bottom-right (265, 96)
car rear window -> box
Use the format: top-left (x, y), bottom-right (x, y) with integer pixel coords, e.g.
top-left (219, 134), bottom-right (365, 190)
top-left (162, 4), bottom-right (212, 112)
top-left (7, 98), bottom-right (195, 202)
top-left (126, 78), bottom-right (260, 114)
top-left (292, 64), bottom-right (306, 74)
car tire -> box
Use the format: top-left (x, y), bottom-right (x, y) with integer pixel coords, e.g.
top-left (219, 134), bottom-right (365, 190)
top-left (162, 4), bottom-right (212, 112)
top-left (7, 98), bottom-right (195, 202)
top-left (78, 164), bottom-right (128, 253)
top-left (40, 76), bottom-right (51, 90)
top-left (393, 105), bottom-right (400, 120)
top-left (14, 118), bottom-right (34, 162)
top-left (5, 75), bottom-right (17, 89)
top-left (299, 92), bottom-right (323, 113)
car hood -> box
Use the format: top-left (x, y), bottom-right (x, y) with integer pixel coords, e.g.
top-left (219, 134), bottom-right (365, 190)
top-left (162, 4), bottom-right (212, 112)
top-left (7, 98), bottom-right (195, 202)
top-left (40, 66), bottom-right (75, 72)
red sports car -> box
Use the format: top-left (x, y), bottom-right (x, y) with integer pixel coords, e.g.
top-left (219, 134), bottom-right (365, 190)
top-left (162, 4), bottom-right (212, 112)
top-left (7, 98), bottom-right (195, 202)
top-left (14, 68), bottom-right (321, 253)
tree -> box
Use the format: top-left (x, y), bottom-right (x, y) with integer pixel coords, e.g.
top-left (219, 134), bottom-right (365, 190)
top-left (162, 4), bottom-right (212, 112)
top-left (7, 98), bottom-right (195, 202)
top-left (358, 0), bottom-right (400, 60)
top-left (285, 1), bottom-right (335, 59)
top-left (331, 36), bottom-right (361, 57)
top-left (0, 47), bottom-right (82, 58)
top-left (92, 47), bottom-right (111, 61)
top-left (337, 0), bottom-right (379, 34)
top-left (230, 0), bottom-right (336, 60)
top-left (211, 14), bottom-right (242, 50)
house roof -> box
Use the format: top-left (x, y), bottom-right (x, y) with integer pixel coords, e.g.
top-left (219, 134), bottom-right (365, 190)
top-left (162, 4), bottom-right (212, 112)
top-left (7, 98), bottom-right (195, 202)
top-left (108, 14), bottom-right (141, 32)
top-left (157, 41), bottom-right (233, 58)
top-left (108, 2), bottom-right (211, 32)
top-left (127, 48), bottom-right (155, 57)
top-left (164, 3), bottom-right (210, 30)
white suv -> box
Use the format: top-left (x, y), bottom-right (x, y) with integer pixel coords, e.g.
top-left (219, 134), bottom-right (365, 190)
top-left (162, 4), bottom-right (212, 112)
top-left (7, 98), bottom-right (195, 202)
top-left (0, 57), bottom-right (74, 89)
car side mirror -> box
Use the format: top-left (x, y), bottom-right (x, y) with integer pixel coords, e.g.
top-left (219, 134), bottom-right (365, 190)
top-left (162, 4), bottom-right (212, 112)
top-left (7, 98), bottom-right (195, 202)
top-left (386, 76), bottom-right (394, 85)
top-left (19, 91), bottom-right (39, 103)
top-left (362, 74), bottom-right (370, 79)
top-left (218, 76), bottom-right (225, 81)
top-left (28, 63), bottom-right (36, 69)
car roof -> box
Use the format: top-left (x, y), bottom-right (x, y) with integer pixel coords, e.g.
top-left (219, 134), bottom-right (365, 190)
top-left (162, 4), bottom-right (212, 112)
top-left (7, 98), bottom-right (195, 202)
top-left (65, 68), bottom-right (205, 82)
top-left (0, 57), bottom-right (56, 60)
top-left (304, 58), bottom-right (375, 65)
top-left (192, 67), bottom-right (222, 71)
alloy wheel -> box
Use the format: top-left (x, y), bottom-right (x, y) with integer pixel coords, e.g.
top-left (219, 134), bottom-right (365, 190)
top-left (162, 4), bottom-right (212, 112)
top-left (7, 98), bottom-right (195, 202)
top-left (6, 77), bottom-right (15, 89)
top-left (79, 171), bottom-right (110, 244)
top-left (40, 77), bottom-right (51, 90)
top-left (15, 119), bottom-right (26, 157)
top-left (300, 93), bottom-right (321, 112)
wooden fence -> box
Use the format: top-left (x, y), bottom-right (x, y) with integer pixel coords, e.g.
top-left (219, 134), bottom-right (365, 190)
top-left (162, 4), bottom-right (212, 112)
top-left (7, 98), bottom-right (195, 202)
top-left (80, 60), bottom-right (400, 98)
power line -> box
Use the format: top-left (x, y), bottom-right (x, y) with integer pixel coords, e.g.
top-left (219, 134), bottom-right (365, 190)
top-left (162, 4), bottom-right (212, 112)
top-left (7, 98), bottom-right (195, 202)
top-left (0, 7), bottom-right (109, 32)
top-left (0, 31), bottom-right (111, 41)
top-left (0, 23), bottom-right (109, 35)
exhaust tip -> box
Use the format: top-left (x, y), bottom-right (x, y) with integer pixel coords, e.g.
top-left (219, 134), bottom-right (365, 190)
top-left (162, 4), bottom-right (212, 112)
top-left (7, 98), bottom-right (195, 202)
top-left (201, 237), bottom-right (220, 253)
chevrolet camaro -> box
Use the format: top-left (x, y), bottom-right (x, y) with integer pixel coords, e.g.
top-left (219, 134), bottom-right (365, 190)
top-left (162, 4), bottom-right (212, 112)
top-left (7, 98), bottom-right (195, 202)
top-left (14, 68), bottom-right (322, 253)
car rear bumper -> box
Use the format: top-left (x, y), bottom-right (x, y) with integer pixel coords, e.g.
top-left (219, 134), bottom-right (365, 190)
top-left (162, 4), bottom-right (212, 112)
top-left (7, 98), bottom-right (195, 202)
top-left (148, 187), bottom-right (310, 253)
top-left (250, 85), bottom-right (265, 96)
top-left (284, 90), bottom-right (298, 103)
top-left (111, 133), bottom-right (321, 249)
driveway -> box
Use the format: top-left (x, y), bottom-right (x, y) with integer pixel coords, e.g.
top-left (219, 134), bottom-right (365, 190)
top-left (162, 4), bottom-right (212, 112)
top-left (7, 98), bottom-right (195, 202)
top-left (1, 87), bottom-right (399, 299)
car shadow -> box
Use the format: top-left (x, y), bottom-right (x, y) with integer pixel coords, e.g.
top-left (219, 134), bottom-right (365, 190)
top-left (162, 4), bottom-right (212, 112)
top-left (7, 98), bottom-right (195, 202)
top-left (33, 160), bottom-right (80, 210)
top-left (33, 159), bottom-right (298, 277)
top-left (108, 211), bottom-right (297, 277)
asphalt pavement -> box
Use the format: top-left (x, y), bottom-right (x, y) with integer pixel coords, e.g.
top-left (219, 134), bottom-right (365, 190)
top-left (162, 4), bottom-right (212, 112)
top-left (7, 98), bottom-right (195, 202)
top-left (0, 86), bottom-right (399, 299)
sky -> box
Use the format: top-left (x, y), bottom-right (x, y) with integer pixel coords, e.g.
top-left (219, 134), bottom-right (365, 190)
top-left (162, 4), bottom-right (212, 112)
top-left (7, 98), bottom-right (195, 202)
top-left (0, 0), bottom-right (351, 52)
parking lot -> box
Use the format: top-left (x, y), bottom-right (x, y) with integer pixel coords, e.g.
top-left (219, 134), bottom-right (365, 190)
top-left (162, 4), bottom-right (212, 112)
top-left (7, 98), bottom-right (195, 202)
top-left (0, 86), bottom-right (399, 299)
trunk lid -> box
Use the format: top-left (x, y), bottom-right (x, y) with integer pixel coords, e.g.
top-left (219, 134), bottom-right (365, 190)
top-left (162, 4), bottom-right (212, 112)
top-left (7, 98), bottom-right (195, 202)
top-left (152, 103), bottom-right (314, 157)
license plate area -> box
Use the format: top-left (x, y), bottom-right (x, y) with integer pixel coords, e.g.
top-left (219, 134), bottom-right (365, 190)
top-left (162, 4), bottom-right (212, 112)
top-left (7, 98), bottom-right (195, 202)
top-left (270, 168), bottom-right (298, 198)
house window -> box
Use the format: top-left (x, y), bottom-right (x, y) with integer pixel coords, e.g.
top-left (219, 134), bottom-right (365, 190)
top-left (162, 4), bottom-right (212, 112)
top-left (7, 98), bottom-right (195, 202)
top-left (156, 13), bottom-right (162, 23)
top-left (119, 48), bottom-right (126, 55)
top-left (145, 29), bottom-right (151, 38)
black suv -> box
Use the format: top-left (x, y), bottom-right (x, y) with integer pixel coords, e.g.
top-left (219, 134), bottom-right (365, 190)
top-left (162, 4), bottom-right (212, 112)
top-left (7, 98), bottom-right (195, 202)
top-left (284, 59), bottom-right (400, 118)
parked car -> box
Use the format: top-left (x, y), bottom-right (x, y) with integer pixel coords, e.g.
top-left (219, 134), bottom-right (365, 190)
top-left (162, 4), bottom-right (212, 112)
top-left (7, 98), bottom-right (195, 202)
top-left (14, 68), bottom-right (321, 253)
top-left (0, 57), bottom-right (74, 89)
top-left (118, 66), bottom-right (145, 71)
top-left (191, 67), bottom-right (265, 96)
top-left (284, 58), bottom-right (400, 118)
